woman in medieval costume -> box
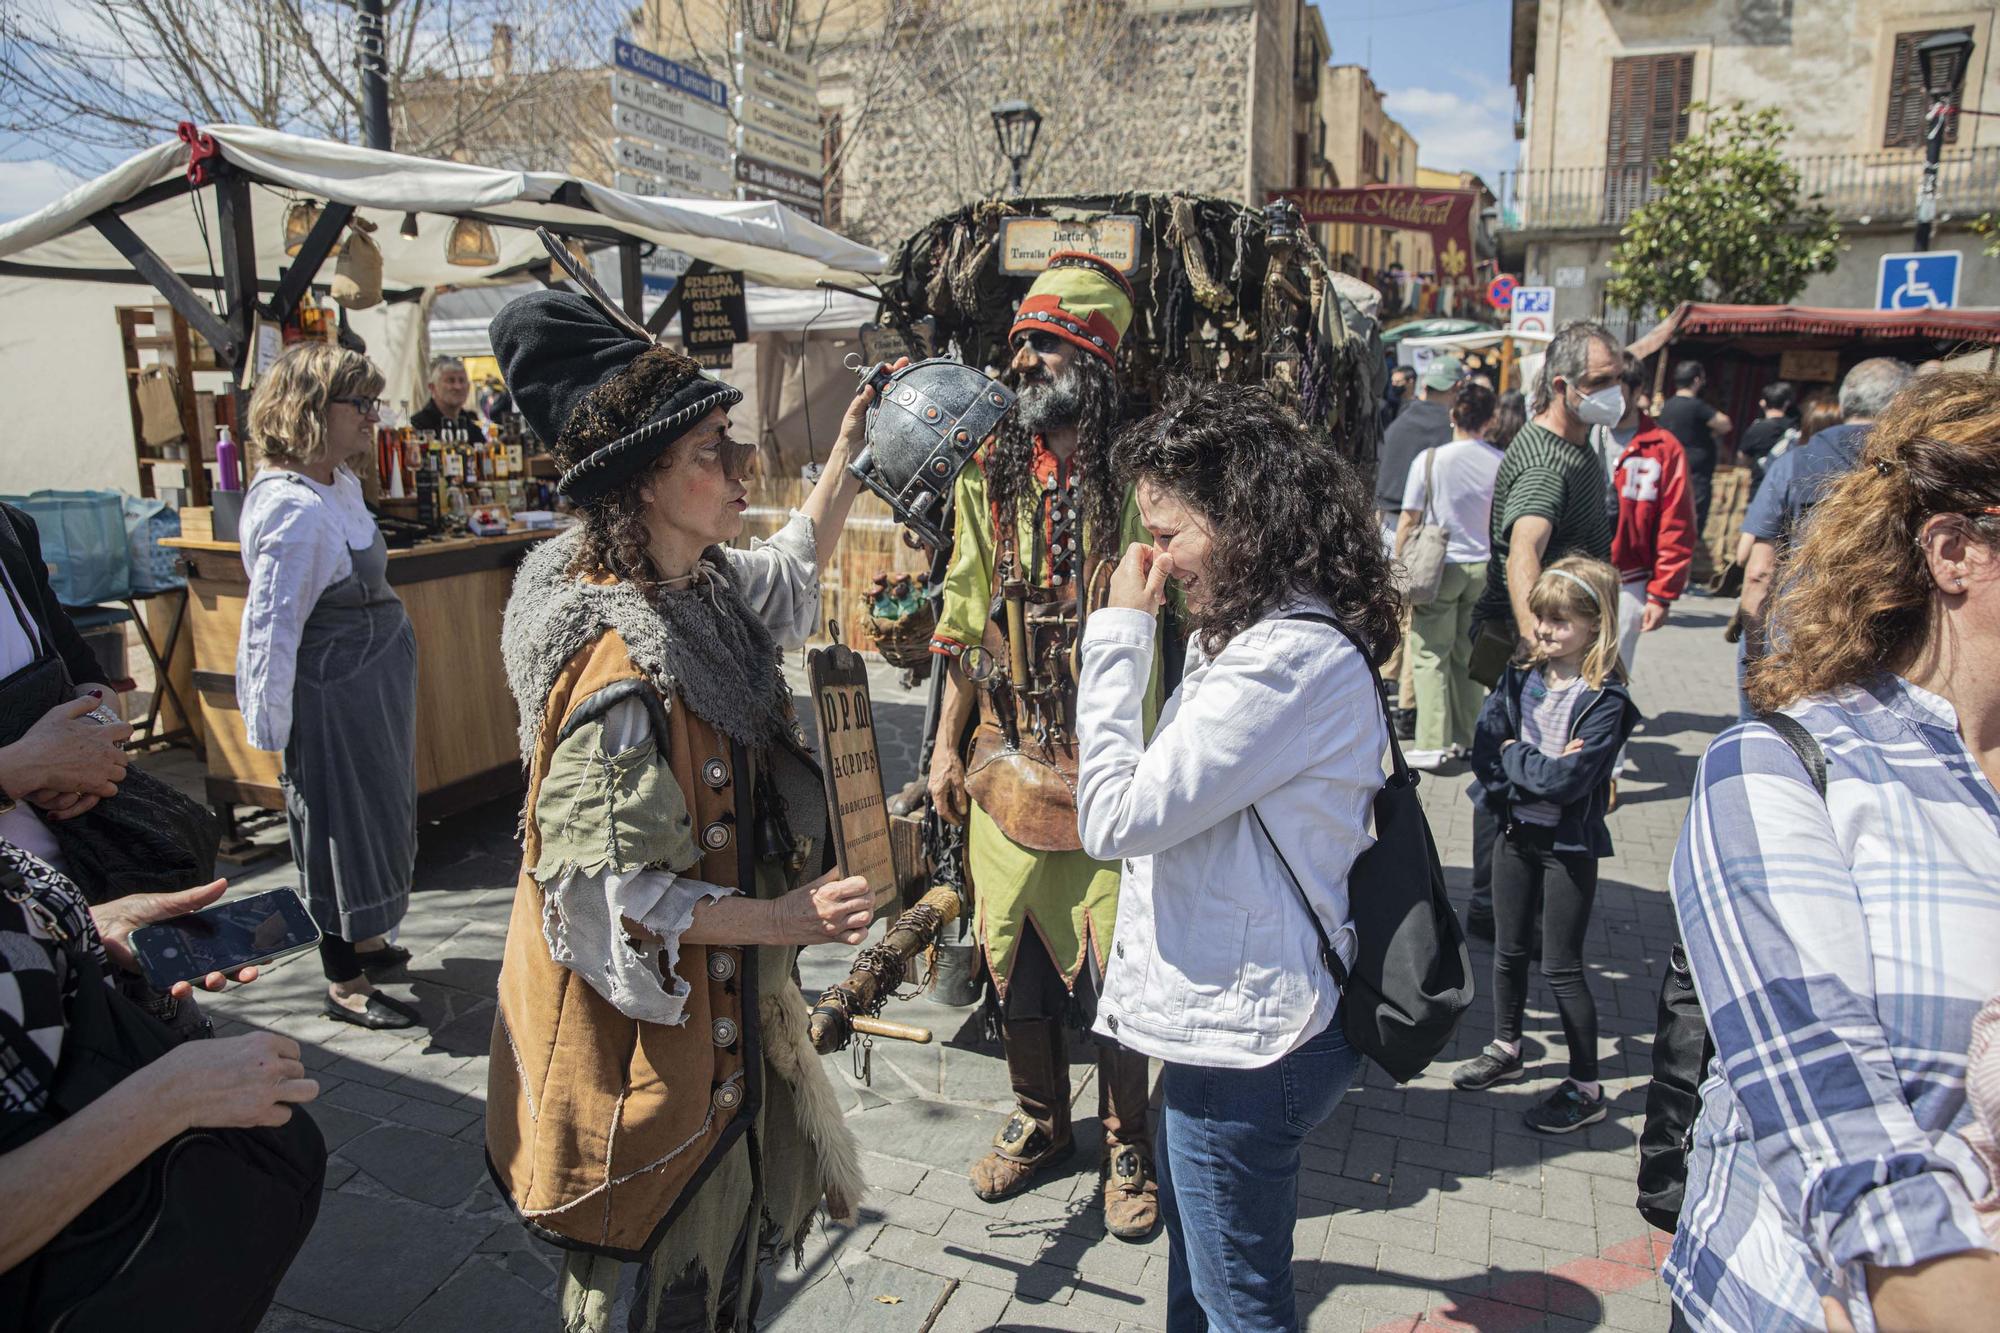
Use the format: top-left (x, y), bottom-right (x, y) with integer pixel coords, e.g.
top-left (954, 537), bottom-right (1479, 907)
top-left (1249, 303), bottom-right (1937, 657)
top-left (484, 288), bottom-right (880, 1333)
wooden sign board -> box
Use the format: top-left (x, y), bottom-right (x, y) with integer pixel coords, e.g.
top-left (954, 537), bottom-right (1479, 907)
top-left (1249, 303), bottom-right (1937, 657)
top-left (1778, 348), bottom-right (1839, 384)
top-left (806, 636), bottom-right (898, 914)
top-left (998, 215), bottom-right (1141, 275)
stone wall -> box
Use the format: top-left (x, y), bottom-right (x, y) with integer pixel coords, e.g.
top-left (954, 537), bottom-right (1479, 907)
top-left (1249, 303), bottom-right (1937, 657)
top-left (816, 2), bottom-right (1259, 252)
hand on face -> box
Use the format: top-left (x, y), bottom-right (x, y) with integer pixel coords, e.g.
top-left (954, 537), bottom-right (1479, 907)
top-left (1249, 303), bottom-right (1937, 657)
top-left (1107, 542), bottom-right (1172, 613)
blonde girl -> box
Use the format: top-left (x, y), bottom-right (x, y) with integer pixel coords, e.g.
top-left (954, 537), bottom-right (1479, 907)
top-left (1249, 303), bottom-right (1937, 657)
top-left (1455, 554), bottom-right (1639, 1134)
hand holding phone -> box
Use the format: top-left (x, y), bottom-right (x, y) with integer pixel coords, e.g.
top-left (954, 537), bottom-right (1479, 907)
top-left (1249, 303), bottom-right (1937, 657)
top-left (126, 887), bottom-right (322, 991)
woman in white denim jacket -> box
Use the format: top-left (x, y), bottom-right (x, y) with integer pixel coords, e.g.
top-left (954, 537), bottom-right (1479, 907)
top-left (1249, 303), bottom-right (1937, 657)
top-left (1076, 379), bottom-right (1401, 1333)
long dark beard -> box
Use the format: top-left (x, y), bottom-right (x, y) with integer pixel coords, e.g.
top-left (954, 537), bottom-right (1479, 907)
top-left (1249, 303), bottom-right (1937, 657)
top-left (986, 354), bottom-right (1125, 565)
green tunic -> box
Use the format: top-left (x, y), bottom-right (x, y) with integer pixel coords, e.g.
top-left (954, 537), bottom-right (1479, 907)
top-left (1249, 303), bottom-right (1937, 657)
top-left (932, 443), bottom-right (1163, 993)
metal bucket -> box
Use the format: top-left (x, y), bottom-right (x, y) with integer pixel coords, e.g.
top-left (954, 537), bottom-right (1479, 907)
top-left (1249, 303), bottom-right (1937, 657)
top-left (929, 921), bottom-right (984, 1008)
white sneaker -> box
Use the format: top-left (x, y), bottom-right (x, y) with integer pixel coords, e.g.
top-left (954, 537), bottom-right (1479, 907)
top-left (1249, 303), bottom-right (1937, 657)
top-left (1406, 748), bottom-right (1449, 771)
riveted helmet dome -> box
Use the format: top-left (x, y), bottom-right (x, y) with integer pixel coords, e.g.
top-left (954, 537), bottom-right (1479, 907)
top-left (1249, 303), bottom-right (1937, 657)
top-left (847, 358), bottom-right (1016, 547)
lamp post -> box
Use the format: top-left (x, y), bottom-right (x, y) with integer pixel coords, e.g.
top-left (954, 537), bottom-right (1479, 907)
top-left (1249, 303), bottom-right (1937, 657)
top-left (356, 0), bottom-right (391, 150)
top-left (1913, 29), bottom-right (1974, 253)
top-left (991, 100), bottom-right (1043, 196)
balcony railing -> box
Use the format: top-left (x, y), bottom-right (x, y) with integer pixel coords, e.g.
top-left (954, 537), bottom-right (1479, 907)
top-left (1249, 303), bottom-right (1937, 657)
top-left (1496, 147), bottom-right (2000, 231)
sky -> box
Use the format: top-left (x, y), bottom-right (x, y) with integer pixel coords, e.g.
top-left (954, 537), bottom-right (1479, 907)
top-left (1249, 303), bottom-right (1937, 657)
top-left (1318, 0), bottom-right (1519, 187)
top-left (0, 0), bottom-right (1521, 223)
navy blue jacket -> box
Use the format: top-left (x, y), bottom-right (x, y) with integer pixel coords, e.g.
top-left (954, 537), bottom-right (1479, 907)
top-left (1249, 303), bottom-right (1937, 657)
top-left (1469, 663), bottom-right (1639, 856)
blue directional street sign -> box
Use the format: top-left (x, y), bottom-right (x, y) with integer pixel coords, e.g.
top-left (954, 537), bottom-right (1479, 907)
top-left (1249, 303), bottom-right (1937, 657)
top-left (1877, 251), bottom-right (1960, 311)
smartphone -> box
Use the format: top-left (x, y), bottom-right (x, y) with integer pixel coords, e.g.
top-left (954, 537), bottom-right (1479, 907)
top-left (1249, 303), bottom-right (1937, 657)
top-left (130, 888), bottom-right (323, 989)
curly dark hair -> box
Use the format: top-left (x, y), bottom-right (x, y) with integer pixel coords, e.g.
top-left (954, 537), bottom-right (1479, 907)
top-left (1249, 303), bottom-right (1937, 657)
top-left (568, 470), bottom-right (665, 586)
top-left (1113, 377), bottom-right (1402, 661)
top-left (984, 353), bottom-right (1125, 562)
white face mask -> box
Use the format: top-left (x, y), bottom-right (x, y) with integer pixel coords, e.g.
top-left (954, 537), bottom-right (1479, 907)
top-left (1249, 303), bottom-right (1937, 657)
top-left (1570, 382), bottom-right (1626, 428)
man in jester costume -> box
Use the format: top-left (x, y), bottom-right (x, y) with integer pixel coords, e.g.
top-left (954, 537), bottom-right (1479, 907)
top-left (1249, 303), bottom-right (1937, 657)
top-left (925, 252), bottom-right (1162, 1239)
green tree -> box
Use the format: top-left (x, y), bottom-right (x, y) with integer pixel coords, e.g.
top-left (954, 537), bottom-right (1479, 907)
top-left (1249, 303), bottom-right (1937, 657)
top-left (1973, 213), bottom-right (2000, 258)
top-left (1606, 103), bottom-right (1840, 318)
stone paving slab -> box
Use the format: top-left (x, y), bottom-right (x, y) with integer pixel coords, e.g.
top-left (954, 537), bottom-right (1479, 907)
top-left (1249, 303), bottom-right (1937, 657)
top-left (142, 615), bottom-right (1739, 1331)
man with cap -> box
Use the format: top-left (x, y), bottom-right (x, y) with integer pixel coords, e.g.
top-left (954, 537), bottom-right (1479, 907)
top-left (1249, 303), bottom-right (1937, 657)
top-left (485, 285), bottom-right (884, 1331)
top-left (1375, 355), bottom-right (1460, 736)
top-left (1377, 355), bottom-right (1461, 546)
top-left (925, 251), bottom-right (1162, 1240)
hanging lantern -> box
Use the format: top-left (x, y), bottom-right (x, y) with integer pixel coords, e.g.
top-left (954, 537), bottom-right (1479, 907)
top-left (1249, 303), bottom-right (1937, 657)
top-left (283, 200), bottom-right (321, 257)
top-left (445, 217), bottom-right (500, 267)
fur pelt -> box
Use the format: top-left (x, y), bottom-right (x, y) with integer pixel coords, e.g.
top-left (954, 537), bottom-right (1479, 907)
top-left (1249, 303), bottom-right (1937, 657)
top-left (759, 984), bottom-right (864, 1223)
top-left (502, 527), bottom-right (788, 762)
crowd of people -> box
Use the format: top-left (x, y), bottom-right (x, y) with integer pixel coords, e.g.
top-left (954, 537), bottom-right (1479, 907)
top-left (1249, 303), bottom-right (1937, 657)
top-left (2, 264), bottom-right (1997, 1333)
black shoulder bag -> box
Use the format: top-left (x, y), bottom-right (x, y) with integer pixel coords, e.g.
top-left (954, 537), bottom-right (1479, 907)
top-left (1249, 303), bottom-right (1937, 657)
top-left (1635, 712), bottom-right (1825, 1234)
top-left (1251, 613), bottom-right (1474, 1084)
top-left (0, 866), bottom-right (325, 1332)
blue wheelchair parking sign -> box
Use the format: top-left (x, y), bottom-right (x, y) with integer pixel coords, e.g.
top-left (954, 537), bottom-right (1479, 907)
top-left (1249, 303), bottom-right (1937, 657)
top-left (1877, 251), bottom-right (1960, 311)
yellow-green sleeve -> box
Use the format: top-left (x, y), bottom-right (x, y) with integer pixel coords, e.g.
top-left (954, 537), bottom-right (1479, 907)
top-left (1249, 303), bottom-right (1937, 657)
top-left (532, 703), bottom-right (703, 884)
top-left (931, 463), bottom-right (994, 657)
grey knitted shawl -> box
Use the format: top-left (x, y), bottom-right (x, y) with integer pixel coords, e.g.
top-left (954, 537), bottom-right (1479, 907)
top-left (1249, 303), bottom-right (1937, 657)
top-left (501, 527), bottom-right (789, 763)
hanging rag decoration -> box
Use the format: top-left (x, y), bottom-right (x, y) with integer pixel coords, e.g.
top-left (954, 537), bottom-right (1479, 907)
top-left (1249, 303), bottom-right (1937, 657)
top-left (1167, 194), bottom-right (1231, 313)
top-left (873, 189), bottom-right (1388, 463)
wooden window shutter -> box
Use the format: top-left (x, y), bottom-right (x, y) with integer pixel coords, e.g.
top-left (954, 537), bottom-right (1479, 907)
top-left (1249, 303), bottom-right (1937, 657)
top-left (1604, 53), bottom-right (1693, 222)
top-left (1885, 28), bottom-right (1968, 149)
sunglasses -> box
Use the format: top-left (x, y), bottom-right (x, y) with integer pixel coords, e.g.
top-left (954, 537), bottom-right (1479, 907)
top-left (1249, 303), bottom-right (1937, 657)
top-left (1013, 330), bottom-right (1065, 357)
top-left (333, 395), bottom-right (383, 417)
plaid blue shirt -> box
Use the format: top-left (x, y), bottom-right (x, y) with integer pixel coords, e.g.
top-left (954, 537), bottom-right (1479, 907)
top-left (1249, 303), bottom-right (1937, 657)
top-left (1666, 675), bottom-right (2000, 1332)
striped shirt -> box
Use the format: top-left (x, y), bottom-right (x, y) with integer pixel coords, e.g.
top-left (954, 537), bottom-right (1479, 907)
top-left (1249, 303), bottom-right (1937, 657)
top-left (1665, 676), bottom-right (2000, 1331)
top-left (1513, 667), bottom-right (1587, 826)
top-left (1474, 422), bottom-right (1615, 629)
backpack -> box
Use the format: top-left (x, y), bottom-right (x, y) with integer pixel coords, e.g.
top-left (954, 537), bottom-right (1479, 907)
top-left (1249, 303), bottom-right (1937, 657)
top-left (1635, 712), bottom-right (1825, 1233)
top-left (1251, 612), bottom-right (1474, 1084)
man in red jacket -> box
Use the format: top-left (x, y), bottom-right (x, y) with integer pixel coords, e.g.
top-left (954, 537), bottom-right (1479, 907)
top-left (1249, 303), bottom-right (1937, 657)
top-left (1594, 354), bottom-right (1694, 765)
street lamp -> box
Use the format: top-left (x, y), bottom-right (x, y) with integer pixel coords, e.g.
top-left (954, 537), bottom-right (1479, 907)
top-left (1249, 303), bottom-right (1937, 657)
top-left (991, 100), bottom-right (1042, 196)
top-left (1913, 29), bottom-right (1974, 252)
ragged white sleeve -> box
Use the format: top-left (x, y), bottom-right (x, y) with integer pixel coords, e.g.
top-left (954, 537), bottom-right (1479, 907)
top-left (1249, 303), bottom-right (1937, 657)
top-left (724, 509), bottom-right (821, 647)
top-left (536, 694), bottom-right (736, 1025)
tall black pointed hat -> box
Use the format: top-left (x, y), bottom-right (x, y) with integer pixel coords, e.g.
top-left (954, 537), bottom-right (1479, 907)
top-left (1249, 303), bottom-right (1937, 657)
top-left (489, 230), bottom-right (742, 504)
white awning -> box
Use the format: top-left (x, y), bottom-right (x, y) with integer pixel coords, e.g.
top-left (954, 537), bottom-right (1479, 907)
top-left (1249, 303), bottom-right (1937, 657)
top-left (0, 124), bottom-right (887, 294)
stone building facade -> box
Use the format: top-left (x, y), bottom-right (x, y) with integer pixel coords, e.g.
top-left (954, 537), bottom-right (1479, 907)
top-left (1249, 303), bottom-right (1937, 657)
top-left (1503, 0), bottom-right (2000, 327)
top-left (641, 0), bottom-right (1344, 254)
top-left (1320, 63), bottom-right (1420, 279)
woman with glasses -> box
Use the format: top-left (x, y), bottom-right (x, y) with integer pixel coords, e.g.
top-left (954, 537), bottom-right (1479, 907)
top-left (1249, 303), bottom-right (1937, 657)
top-left (237, 343), bottom-right (420, 1029)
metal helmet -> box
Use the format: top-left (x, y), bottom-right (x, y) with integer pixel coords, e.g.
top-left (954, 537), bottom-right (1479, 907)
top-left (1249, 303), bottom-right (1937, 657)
top-left (847, 357), bottom-right (1015, 547)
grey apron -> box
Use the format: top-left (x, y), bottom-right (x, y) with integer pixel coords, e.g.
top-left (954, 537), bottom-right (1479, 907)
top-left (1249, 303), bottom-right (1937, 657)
top-left (275, 488), bottom-right (417, 944)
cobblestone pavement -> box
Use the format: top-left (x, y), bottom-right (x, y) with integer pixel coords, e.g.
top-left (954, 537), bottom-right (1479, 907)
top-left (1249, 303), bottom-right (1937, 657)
top-left (148, 606), bottom-right (1741, 1333)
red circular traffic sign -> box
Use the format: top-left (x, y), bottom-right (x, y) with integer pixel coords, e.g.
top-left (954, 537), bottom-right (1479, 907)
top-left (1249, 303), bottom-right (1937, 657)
top-left (1486, 275), bottom-right (1518, 311)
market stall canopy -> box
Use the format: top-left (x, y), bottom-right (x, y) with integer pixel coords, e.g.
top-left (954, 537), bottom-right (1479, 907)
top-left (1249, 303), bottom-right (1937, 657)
top-left (1629, 302), bottom-right (2000, 359)
top-left (428, 281), bottom-right (879, 356)
top-left (1381, 318), bottom-right (1492, 347)
top-left (1398, 328), bottom-right (1551, 354)
top-left (0, 123), bottom-right (888, 296)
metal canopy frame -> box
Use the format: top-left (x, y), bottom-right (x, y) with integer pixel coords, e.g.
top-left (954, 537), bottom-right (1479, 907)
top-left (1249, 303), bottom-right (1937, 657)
top-left (0, 156), bottom-right (673, 396)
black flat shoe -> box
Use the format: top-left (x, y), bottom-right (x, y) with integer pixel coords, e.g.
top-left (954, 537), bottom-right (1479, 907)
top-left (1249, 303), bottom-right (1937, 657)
top-left (323, 993), bottom-right (420, 1030)
top-left (355, 944), bottom-right (412, 977)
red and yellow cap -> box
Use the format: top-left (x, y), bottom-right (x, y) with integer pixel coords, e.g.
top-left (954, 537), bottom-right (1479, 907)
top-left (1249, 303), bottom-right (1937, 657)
top-left (1009, 251), bottom-right (1135, 367)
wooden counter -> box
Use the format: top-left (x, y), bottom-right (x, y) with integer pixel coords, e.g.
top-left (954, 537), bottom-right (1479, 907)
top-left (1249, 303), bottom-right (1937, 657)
top-left (162, 527), bottom-right (557, 835)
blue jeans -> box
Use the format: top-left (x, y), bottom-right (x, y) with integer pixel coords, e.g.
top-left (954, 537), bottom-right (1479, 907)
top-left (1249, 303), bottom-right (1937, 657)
top-left (1158, 1022), bottom-right (1362, 1332)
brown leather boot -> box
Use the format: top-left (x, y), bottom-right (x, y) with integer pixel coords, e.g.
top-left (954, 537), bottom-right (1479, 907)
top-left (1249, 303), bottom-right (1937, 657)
top-left (1097, 1044), bottom-right (1159, 1240)
top-left (969, 1017), bottom-right (1075, 1202)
